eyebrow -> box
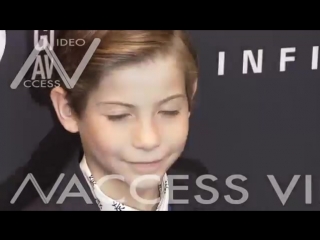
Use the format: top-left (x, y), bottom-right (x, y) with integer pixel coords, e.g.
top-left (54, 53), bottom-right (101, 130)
top-left (96, 94), bottom-right (186, 108)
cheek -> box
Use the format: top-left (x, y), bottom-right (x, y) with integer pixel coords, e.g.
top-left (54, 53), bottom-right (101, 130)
top-left (78, 115), bottom-right (122, 156)
top-left (159, 113), bottom-right (189, 149)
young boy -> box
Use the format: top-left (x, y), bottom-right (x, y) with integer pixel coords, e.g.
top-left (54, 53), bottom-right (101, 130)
top-left (21, 30), bottom-right (212, 211)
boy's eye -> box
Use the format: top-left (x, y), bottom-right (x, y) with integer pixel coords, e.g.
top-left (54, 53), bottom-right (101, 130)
top-left (159, 110), bottom-right (180, 116)
top-left (107, 114), bottom-right (130, 121)
top-left (106, 111), bottom-right (180, 121)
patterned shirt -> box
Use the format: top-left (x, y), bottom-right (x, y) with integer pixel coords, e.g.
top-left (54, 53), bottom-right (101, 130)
top-left (80, 155), bottom-right (169, 211)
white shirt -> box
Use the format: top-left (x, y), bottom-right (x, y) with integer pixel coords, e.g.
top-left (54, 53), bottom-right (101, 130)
top-left (80, 155), bottom-right (169, 211)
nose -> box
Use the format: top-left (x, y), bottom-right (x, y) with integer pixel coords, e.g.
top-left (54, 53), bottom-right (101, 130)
top-left (132, 120), bottom-right (160, 151)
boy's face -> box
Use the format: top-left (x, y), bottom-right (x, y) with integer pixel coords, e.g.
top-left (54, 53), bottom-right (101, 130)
top-left (77, 54), bottom-right (191, 189)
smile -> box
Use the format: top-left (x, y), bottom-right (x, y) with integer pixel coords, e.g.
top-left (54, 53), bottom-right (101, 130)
top-left (129, 159), bottom-right (163, 172)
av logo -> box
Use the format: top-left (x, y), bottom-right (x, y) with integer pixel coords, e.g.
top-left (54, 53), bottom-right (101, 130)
top-left (0, 30), bottom-right (6, 63)
top-left (34, 30), bottom-right (54, 51)
top-left (10, 37), bottom-right (101, 89)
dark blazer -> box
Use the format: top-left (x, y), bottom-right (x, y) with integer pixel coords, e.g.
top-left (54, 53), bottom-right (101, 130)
top-left (0, 124), bottom-right (80, 211)
top-left (1, 124), bottom-right (214, 211)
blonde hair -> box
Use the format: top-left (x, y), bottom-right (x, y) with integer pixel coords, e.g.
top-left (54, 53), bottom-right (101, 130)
top-left (53, 30), bottom-right (198, 116)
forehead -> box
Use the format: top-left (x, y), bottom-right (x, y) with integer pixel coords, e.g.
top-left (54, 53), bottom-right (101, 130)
top-left (94, 55), bottom-right (185, 101)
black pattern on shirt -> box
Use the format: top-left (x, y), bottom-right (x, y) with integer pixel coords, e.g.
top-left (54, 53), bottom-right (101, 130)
top-left (112, 201), bottom-right (126, 211)
top-left (163, 180), bottom-right (168, 194)
top-left (88, 175), bottom-right (96, 184)
top-left (159, 180), bottom-right (168, 195)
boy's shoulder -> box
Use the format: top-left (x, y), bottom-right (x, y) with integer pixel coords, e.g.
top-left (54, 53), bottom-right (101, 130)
top-left (167, 157), bottom-right (215, 211)
top-left (169, 156), bottom-right (209, 176)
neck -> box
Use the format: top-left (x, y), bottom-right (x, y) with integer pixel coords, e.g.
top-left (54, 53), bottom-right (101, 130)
top-left (86, 158), bottom-right (160, 211)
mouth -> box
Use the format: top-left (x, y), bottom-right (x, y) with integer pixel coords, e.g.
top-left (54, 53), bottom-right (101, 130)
top-left (128, 159), bottom-right (163, 173)
top-left (130, 159), bottom-right (162, 164)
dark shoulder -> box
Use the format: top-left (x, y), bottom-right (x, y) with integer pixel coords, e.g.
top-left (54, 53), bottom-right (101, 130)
top-left (23, 196), bottom-right (61, 211)
top-left (0, 125), bottom-right (80, 211)
top-left (170, 156), bottom-right (209, 176)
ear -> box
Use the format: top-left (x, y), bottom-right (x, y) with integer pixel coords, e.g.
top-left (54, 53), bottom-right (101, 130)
top-left (50, 87), bottom-right (79, 133)
top-left (191, 78), bottom-right (198, 99)
top-left (188, 78), bottom-right (198, 117)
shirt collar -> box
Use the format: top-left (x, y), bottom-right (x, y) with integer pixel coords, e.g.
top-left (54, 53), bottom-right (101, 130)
top-left (79, 155), bottom-right (169, 211)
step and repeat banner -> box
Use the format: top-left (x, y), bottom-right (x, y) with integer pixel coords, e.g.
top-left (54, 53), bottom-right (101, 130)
top-left (1, 30), bottom-right (320, 210)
